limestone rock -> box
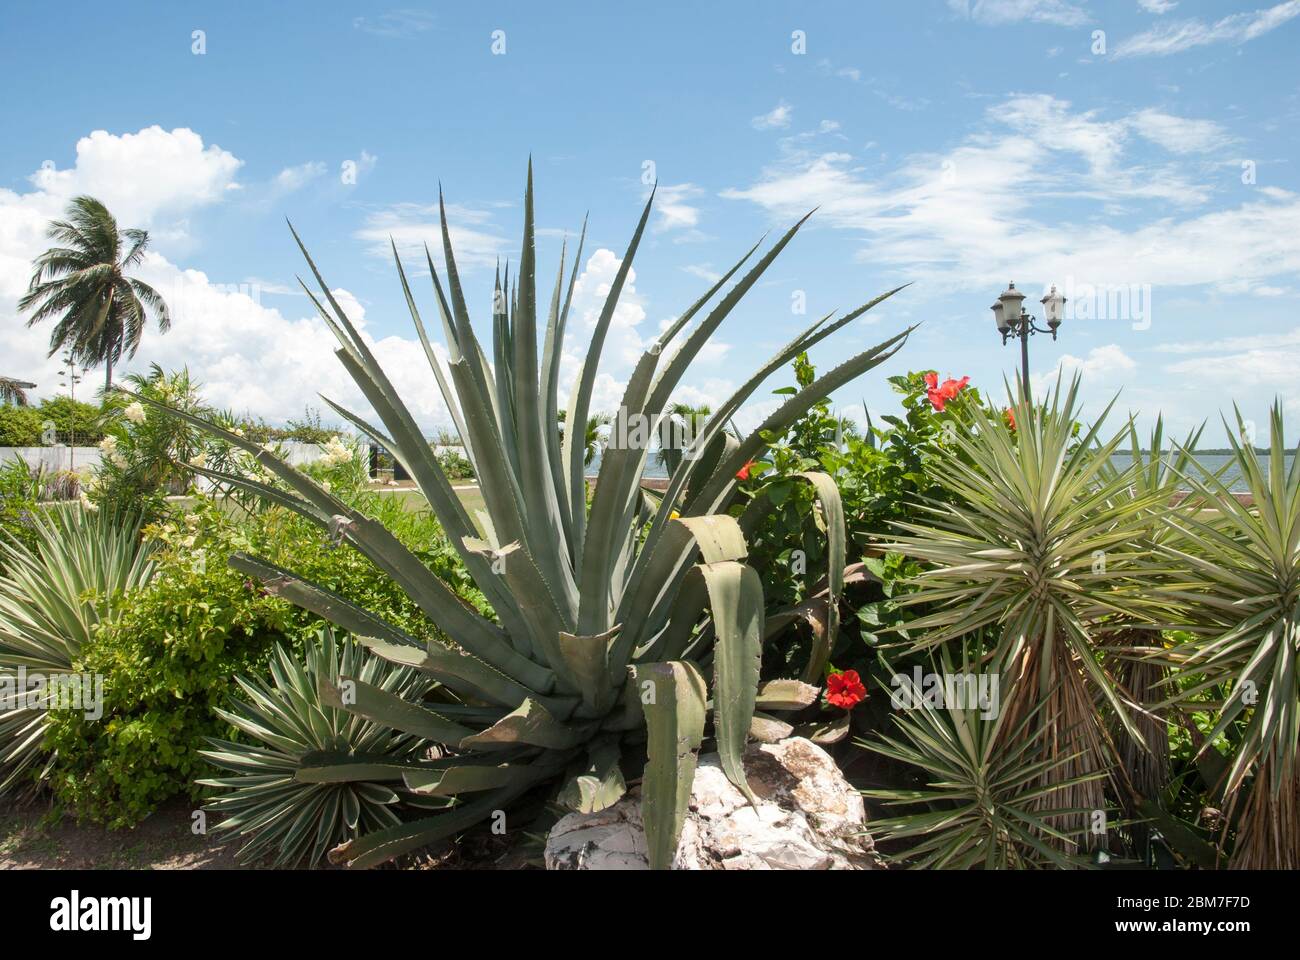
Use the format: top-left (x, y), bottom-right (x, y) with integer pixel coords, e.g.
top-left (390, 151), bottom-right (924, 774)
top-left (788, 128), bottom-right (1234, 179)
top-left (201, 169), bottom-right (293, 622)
top-left (544, 737), bottom-right (879, 870)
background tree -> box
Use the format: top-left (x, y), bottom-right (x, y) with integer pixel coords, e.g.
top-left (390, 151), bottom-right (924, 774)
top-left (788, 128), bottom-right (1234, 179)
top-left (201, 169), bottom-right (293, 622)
top-left (19, 196), bottom-right (171, 394)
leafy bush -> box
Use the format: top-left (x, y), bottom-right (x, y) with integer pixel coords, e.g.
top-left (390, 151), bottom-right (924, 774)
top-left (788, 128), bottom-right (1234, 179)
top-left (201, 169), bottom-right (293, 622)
top-left (0, 405), bottom-right (45, 446)
top-left (43, 506), bottom-right (292, 826)
top-left (0, 507), bottom-right (155, 797)
top-left (45, 470), bottom-right (476, 827)
top-left (435, 446), bottom-right (474, 481)
top-left (0, 458), bottom-right (43, 556)
top-left (740, 361), bottom-right (982, 682)
top-left (33, 395), bottom-right (105, 445)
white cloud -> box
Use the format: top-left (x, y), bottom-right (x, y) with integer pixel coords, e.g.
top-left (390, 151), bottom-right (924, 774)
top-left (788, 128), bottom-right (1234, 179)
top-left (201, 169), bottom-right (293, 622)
top-left (1154, 329), bottom-right (1300, 355)
top-left (1164, 340), bottom-right (1300, 417)
top-left (947, 0), bottom-right (1090, 27)
top-left (0, 127), bottom-right (462, 430)
top-left (1128, 109), bottom-right (1233, 154)
top-left (355, 202), bottom-right (508, 270)
top-left (1032, 344), bottom-right (1136, 394)
top-left (352, 9), bottom-right (436, 38)
top-left (26, 126), bottom-right (242, 230)
top-left (652, 183), bottom-right (705, 234)
top-left (752, 102), bottom-right (793, 130)
top-left (1138, 0), bottom-right (1177, 13)
top-left (722, 95), bottom-right (1300, 296)
top-left (1115, 1), bottom-right (1300, 57)
top-left (273, 161), bottom-right (327, 193)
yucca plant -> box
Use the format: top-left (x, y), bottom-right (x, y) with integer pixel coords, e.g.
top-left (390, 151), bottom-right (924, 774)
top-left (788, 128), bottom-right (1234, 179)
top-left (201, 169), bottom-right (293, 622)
top-left (1152, 403), bottom-right (1300, 868)
top-left (136, 164), bottom-right (911, 868)
top-left (860, 646), bottom-right (1104, 869)
top-left (198, 631), bottom-right (439, 868)
top-left (1093, 419), bottom-right (1206, 842)
top-left (0, 506), bottom-right (156, 796)
top-left (883, 376), bottom-right (1169, 849)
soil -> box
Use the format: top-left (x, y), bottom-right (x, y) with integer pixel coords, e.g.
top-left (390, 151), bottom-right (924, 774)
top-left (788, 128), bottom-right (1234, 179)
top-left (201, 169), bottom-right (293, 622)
top-left (0, 796), bottom-right (541, 870)
top-left (0, 797), bottom-right (247, 870)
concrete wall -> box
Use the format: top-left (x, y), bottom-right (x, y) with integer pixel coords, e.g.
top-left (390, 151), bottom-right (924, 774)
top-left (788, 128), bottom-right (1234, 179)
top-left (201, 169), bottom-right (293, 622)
top-left (0, 441), bottom-right (327, 473)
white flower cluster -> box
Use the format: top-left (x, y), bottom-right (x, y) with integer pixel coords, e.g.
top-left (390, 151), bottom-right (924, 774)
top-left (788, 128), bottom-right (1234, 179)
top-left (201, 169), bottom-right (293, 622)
top-left (318, 436), bottom-right (354, 468)
top-left (98, 435), bottom-right (127, 468)
top-left (123, 402), bottom-right (146, 425)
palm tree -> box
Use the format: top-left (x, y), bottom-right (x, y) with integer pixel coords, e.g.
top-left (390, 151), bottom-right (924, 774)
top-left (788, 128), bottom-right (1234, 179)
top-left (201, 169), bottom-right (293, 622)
top-left (657, 402), bottom-right (712, 472)
top-left (557, 409), bottom-right (610, 466)
top-left (0, 378), bottom-right (36, 406)
top-left (19, 196), bottom-right (171, 394)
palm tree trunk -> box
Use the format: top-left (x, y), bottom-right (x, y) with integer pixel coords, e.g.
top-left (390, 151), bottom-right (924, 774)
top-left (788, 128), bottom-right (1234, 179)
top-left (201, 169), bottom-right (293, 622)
top-left (104, 354), bottom-right (113, 394)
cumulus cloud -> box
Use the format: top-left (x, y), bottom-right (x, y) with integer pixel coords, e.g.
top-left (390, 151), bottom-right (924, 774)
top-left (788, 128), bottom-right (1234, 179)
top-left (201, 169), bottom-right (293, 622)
top-left (26, 126), bottom-right (242, 232)
top-left (1032, 344), bottom-right (1137, 395)
top-left (0, 127), bottom-right (465, 430)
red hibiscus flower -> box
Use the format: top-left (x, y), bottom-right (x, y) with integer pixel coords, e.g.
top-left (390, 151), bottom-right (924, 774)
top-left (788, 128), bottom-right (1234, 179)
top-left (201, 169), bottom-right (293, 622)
top-left (736, 460), bottom-right (755, 481)
top-left (1004, 407), bottom-right (1016, 431)
top-left (924, 372), bottom-right (970, 412)
top-left (825, 669), bottom-right (867, 710)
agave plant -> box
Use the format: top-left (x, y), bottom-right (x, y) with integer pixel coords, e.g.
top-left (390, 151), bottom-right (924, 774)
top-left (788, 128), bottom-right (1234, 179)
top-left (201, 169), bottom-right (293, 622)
top-left (136, 165), bottom-right (911, 868)
top-left (883, 376), bottom-right (1169, 849)
top-left (198, 631), bottom-right (439, 867)
top-left (860, 646), bottom-right (1104, 869)
top-left (0, 506), bottom-right (155, 796)
top-left (1152, 403), bottom-right (1300, 869)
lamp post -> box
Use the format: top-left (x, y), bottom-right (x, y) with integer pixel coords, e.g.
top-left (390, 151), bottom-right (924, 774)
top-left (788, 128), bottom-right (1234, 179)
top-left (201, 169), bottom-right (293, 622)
top-left (991, 281), bottom-right (1065, 399)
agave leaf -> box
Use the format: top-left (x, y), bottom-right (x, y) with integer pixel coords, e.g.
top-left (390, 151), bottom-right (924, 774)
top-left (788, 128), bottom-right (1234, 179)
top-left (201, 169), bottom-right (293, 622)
top-left (794, 713), bottom-right (850, 745)
top-left (295, 751), bottom-right (435, 783)
top-left (458, 698), bottom-right (589, 751)
top-left (557, 625), bottom-right (619, 715)
top-left (556, 734), bottom-right (627, 814)
top-left (318, 675), bottom-right (473, 744)
top-left (634, 660), bottom-right (707, 870)
top-left (330, 784), bottom-right (538, 869)
top-left (750, 712), bottom-right (795, 743)
top-left (698, 560), bottom-right (763, 803)
top-left (793, 471), bottom-right (845, 681)
top-left (403, 761), bottom-right (545, 797)
top-left (755, 679), bottom-right (821, 711)
top-left (354, 635), bottom-right (577, 718)
top-left (565, 190), bottom-right (656, 559)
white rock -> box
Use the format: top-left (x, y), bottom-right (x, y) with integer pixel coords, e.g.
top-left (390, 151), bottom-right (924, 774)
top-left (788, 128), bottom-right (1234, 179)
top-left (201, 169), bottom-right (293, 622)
top-left (544, 737), bottom-right (879, 870)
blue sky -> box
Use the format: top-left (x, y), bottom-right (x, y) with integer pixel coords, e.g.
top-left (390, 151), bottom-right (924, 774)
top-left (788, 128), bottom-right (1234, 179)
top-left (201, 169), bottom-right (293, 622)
top-left (2, 0), bottom-right (1299, 444)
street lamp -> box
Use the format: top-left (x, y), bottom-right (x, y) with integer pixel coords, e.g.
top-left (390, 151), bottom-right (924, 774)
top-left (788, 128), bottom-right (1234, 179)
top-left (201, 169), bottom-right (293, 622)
top-left (992, 281), bottom-right (1065, 397)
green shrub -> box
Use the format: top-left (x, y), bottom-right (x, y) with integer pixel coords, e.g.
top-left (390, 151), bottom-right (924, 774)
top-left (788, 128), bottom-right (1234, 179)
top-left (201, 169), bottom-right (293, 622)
top-left (35, 395), bottom-right (105, 445)
top-left (740, 360), bottom-right (982, 680)
top-left (0, 405), bottom-right (45, 446)
top-left (435, 446), bottom-right (474, 481)
top-left (0, 508), bottom-right (156, 798)
top-left (45, 477), bottom-right (477, 827)
top-left (43, 507), bottom-right (291, 826)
